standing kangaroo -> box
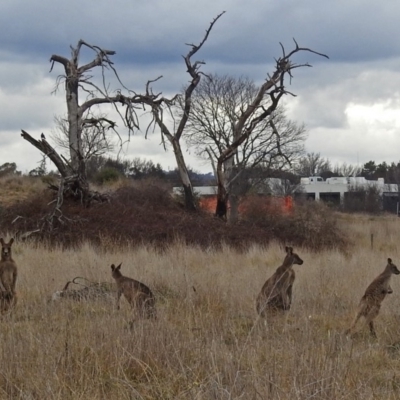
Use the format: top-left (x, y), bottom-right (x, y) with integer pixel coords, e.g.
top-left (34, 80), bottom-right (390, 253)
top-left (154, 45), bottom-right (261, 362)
top-left (256, 246), bottom-right (304, 317)
top-left (111, 263), bottom-right (156, 319)
top-left (0, 238), bottom-right (18, 312)
top-left (346, 258), bottom-right (400, 338)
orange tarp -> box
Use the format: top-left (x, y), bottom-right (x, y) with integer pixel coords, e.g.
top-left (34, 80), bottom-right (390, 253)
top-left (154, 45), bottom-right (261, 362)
top-left (199, 195), bottom-right (293, 215)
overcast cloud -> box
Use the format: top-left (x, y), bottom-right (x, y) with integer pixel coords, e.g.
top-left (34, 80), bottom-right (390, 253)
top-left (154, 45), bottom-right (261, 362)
top-left (1, 0), bottom-right (400, 174)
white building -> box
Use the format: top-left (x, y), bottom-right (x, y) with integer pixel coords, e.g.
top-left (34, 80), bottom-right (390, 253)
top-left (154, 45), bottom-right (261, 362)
top-left (300, 176), bottom-right (398, 203)
top-left (173, 176), bottom-right (400, 212)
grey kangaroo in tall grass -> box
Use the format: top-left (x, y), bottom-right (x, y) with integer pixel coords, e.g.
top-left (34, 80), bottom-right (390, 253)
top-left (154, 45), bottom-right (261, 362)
top-left (111, 263), bottom-right (156, 319)
top-left (256, 246), bottom-right (304, 317)
top-left (0, 238), bottom-right (18, 312)
top-left (346, 258), bottom-right (400, 338)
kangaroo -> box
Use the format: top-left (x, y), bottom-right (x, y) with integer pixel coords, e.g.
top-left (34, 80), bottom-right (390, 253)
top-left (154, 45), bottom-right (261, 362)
top-left (256, 246), bottom-right (304, 317)
top-left (111, 263), bottom-right (156, 319)
top-left (346, 258), bottom-right (400, 338)
top-left (0, 238), bottom-right (18, 312)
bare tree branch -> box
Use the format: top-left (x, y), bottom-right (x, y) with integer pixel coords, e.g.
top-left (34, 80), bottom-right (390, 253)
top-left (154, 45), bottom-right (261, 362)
top-left (206, 40), bottom-right (328, 219)
top-left (21, 130), bottom-right (68, 177)
top-left (181, 73), bottom-right (307, 221)
top-left (138, 12), bottom-right (225, 211)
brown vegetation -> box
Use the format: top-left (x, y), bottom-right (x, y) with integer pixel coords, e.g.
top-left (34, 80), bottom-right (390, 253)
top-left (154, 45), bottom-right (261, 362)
top-left (0, 222), bottom-right (399, 398)
top-left (241, 195), bottom-right (347, 250)
top-left (0, 179), bottom-right (347, 252)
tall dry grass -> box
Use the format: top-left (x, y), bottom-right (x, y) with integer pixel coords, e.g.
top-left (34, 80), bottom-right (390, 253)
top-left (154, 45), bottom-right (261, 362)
top-left (1, 215), bottom-right (400, 398)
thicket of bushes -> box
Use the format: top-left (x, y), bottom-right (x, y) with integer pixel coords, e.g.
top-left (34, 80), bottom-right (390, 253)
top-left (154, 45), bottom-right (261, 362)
top-left (0, 178), bottom-right (348, 252)
top-left (240, 196), bottom-right (347, 250)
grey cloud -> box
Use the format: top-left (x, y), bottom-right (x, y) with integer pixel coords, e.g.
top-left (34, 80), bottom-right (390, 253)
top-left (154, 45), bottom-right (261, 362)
top-left (2, 0), bottom-right (400, 174)
top-left (285, 58), bottom-right (400, 131)
top-left (2, 0), bottom-right (400, 67)
top-left (0, 134), bottom-right (45, 173)
top-left (306, 125), bottom-right (400, 168)
top-left (0, 61), bottom-right (50, 92)
top-left (0, 77), bottom-right (64, 131)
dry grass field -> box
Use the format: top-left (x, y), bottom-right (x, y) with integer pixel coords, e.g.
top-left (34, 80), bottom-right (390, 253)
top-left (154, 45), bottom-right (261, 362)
top-left (1, 214), bottom-right (400, 399)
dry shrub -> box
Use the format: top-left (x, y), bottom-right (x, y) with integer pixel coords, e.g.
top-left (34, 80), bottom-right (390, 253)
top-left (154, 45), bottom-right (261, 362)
top-left (0, 181), bottom-right (348, 251)
top-left (0, 181), bottom-right (273, 250)
top-left (241, 196), bottom-right (347, 251)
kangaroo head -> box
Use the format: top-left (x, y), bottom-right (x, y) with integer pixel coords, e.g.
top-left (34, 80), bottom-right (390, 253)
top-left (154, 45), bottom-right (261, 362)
top-left (111, 263), bottom-right (122, 278)
top-left (285, 246), bottom-right (303, 266)
top-left (0, 238), bottom-right (14, 261)
top-left (387, 258), bottom-right (400, 275)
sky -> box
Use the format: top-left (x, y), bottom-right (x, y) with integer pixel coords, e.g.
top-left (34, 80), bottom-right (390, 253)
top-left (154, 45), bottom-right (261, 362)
top-left (1, 0), bottom-right (400, 174)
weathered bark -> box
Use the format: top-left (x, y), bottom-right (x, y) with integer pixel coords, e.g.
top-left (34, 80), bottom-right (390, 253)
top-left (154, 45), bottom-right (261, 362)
top-left (49, 44), bottom-right (109, 198)
top-left (65, 63), bottom-right (82, 169)
top-left (171, 138), bottom-right (196, 211)
top-left (220, 150), bottom-right (236, 221)
top-left (215, 185), bottom-right (228, 220)
top-left (215, 162), bottom-right (228, 219)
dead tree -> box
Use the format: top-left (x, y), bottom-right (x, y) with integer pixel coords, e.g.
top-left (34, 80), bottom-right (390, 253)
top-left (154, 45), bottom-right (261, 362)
top-left (20, 12), bottom-right (224, 226)
top-left (21, 40), bottom-right (151, 214)
top-left (140, 12), bottom-right (225, 211)
top-left (214, 41), bottom-right (329, 219)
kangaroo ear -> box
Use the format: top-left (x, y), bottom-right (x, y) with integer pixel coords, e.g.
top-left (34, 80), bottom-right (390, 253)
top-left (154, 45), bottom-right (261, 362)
top-left (9, 238), bottom-right (14, 245)
top-left (285, 246), bottom-right (292, 254)
top-left (117, 263), bottom-right (122, 270)
top-left (388, 258), bottom-right (392, 264)
top-left (111, 264), bottom-right (115, 271)
top-left (0, 238), bottom-right (4, 246)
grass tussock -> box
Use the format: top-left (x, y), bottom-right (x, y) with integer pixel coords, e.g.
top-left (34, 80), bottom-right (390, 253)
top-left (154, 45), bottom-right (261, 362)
top-left (1, 218), bottom-right (400, 398)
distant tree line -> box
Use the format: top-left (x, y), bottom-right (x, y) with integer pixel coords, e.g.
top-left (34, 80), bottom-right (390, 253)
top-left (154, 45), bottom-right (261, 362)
top-left (295, 152), bottom-right (400, 185)
top-left (3, 155), bottom-right (399, 186)
top-left (0, 163), bottom-right (20, 178)
top-left (360, 160), bottom-right (400, 183)
top-left (0, 158), bottom-right (216, 187)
